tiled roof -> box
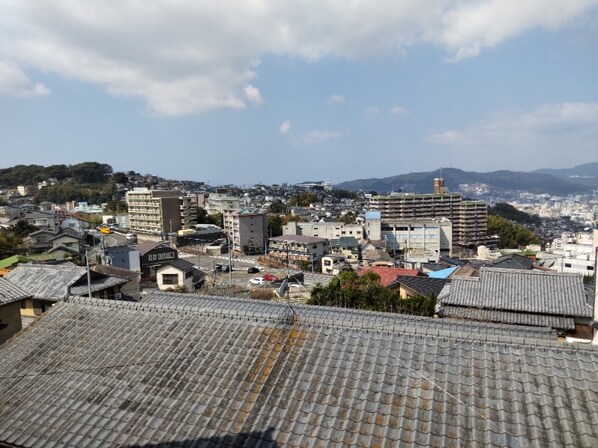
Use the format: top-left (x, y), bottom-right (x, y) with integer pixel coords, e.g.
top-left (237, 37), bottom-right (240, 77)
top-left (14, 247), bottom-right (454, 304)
top-left (136, 241), bottom-right (173, 256)
top-left (69, 276), bottom-right (129, 296)
top-left (0, 295), bottom-right (596, 447)
top-left (440, 305), bottom-right (576, 330)
top-left (359, 266), bottom-right (419, 286)
top-left (491, 254), bottom-right (534, 270)
top-left (159, 258), bottom-right (195, 272)
top-left (6, 263), bottom-right (85, 301)
top-left (389, 275), bottom-right (450, 297)
top-left (438, 267), bottom-right (592, 318)
top-left (0, 277), bottom-right (30, 306)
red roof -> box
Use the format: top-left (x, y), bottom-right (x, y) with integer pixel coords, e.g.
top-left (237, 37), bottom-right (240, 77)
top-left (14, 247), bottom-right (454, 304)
top-left (358, 267), bottom-right (419, 287)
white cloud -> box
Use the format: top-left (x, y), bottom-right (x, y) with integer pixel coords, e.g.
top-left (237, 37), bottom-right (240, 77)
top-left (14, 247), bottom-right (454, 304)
top-left (0, 1), bottom-right (595, 113)
top-left (244, 84), bottom-right (263, 105)
top-left (390, 106), bottom-right (408, 116)
top-left (427, 130), bottom-right (471, 144)
top-left (0, 60), bottom-right (49, 97)
top-left (279, 120), bottom-right (291, 134)
top-left (327, 94), bottom-right (348, 105)
top-left (425, 102), bottom-right (598, 169)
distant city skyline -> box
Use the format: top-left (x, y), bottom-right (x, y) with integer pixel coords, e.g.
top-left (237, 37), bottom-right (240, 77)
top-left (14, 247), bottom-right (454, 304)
top-left (1, 1), bottom-right (597, 185)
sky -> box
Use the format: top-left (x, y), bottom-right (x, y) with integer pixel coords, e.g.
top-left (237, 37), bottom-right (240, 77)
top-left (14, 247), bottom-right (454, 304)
top-left (1, 1), bottom-right (598, 186)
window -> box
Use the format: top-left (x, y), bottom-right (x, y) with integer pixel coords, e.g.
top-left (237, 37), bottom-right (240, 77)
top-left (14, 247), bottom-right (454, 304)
top-left (564, 263), bottom-right (572, 268)
top-left (162, 274), bottom-right (179, 285)
top-left (587, 266), bottom-right (594, 271)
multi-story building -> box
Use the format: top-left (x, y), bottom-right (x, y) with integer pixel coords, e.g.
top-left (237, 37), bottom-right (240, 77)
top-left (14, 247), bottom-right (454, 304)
top-left (223, 208), bottom-right (267, 255)
top-left (283, 221), bottom-right (364, 241)
top-left (126, 188), bottom-right (196, 235)
top-left (368, 178), bottom-right (487, 247)
top-left (365, 212), bottom-right (452, 262)
top-left (267, 235), bottom-right (329, 271)
top-left (205, 189), bottom-right (242, 215)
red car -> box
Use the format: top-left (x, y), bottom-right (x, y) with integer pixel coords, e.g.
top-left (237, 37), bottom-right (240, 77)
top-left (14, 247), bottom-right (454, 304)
top-left (262, 273), bottom-right (279, 282)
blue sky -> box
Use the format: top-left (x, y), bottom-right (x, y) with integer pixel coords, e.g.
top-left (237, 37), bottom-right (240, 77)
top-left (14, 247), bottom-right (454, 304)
top-left (1, 1), bottom-right (597, 185)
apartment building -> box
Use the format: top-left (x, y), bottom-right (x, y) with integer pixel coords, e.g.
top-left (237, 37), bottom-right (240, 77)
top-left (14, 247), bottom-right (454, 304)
top-left (126, 189), bottom-right (196, 235)
top-left (283, 221), bottom-right (364, 240)
top-left (205, 189), bottom-right (242, 215)
top-left (268, 235), bottom-right (329, 270)
top-left (368, 178), bottom-right (487, 247)
top-left (223, 208), bottom-right (267, 255)
top-left (365, 212), bottom-right (452, 262)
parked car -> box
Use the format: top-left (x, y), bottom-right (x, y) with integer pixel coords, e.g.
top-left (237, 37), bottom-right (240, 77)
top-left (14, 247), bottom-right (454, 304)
top-left (247, 266), bottom-right (260, 274)
top-left (249, 277), bottom-right (268, 286)
top-left (262, 273), bottom-right (279, 282)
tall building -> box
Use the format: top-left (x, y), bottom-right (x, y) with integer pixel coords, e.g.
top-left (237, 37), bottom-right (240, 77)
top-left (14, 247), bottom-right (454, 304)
top-left (368, 180), bottom-right (487, 247)
top-left (223, 208), bottom-right (267, 255)
top-left (126, 189), bottom-right (196, 235)
top-left (205, 189), bottom-right (242, 215)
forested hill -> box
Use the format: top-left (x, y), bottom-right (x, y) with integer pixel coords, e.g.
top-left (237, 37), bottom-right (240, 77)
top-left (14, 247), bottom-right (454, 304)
top-left (334, 167), bottom-right (594, 195)
top-left (0, 162), bottom-right (113, 188)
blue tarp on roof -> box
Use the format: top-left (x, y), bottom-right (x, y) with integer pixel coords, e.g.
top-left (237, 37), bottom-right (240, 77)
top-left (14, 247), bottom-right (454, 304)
top-left (428, 266), bottom-right (458, 278)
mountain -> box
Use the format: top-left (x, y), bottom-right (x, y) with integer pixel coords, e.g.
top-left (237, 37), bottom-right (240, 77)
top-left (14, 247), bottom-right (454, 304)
top-left (533, 162), bottom-right (598, 189)
top-left (334, 167), bottom-right (594, 196)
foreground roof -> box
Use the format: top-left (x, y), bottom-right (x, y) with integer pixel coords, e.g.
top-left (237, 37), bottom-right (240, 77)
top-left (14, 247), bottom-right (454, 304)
top-left (1, 294), bottom-right (596, 447)
top-left (0, 277), bottom-right (30, 306)
top-left (6, 263), bottom-right (85, 301)
top-left (438, 267), bottom-right (592, 318)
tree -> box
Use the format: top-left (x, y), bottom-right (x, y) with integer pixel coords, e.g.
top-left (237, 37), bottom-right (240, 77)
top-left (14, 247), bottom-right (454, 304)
top-left (69, 162), bottom-right (113, 184)
top-left (487, 215), bottom-right (541, 248)
top-left (111, 172), bottom-right (129, 184)
top-left (288, 192), bottom-right (320, 207)
top-left (340, 212), bottom-right (356, 225)
top-left (10, 220), bottom-right (38, 239)
top-left (268, 199), bottom-right (287, 214)
top-left (267, 215), bottom-right (284, 237)
top-left (103, 200), bottom-right (128, 214)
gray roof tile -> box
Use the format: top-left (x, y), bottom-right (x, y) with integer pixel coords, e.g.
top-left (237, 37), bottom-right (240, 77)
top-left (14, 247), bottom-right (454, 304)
top-left (438, 267), bottom-right (592, 318)
top-left (6, 263), bottom-right (85, 301)
top-left (0, 276), bottom-right (31, 305)
top-left (0, 295), bottom-right (597, 447)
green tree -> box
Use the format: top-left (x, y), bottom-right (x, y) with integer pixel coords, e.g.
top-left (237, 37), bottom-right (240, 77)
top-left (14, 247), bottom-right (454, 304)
top-left (267, 215), bottom-right (284, 237)
top-left (288, 192), bottom-right (320, 207)
top-left (487, 215), bottom-right (541, 248)
top-left (10, 220), bottom-right (38, 239)
top-left (340, 212), bottom-right (356, 225)
top-left (111, 172), bottom-right (129, 184)
top-left (103, 200), bottom-right (128, 214)
top-left (268, 199), bottom-right (287, 214)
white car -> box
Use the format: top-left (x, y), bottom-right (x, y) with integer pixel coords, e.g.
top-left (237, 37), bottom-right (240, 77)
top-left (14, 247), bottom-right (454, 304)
top-left (249, 277), bottom-right (269, 286)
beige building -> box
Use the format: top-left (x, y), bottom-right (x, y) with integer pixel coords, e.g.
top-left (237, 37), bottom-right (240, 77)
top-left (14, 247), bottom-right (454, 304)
top-left (268, 235), bottom-right (329, 271)
top-left (223, 208), bottom-right (267, 255)
top-left (205, 189), bottom-right (242, 215)
top-left (368, 179), bottom-right (487, 247)
top-left (126, 188), bottom-right (196, 235)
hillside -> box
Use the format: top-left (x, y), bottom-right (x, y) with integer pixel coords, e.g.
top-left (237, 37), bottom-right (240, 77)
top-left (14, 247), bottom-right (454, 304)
top-left (533, 162), bottom-right (598, 188)
top-left (335, 167), bottom-right (593, 195)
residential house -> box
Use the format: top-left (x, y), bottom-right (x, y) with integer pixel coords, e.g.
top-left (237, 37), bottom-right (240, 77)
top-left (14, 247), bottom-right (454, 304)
top-left (103, 246), bottom-right (141, 271)
top-left (359, 239), bottom-right (393, 267)
top-left (1, 293), bottom-right (597, 447)
top-left (157, 259), bottom-right (204, 291)
top-left (138, 241), bottom-right (178, 278)
top-left (48, 229), bottom-right (84, 260)
top-left (358, 266), bottom-right (419, 287)
top-left (437, 267), bottom-right (593, 337)
top-left (388, 275), bottom-right (450, 299)
top-left (329, 236), bottom-right (360, 267)
top-left (22, 229), bottom-right (56, 253)
top-left (9, 210), bottom-right (59, 232)
top-left (0, 277), bottom-right (30, 344)
top-left (6, 263), bottom-right (129, 318)
top-left (92, 265), bottom-right (141, 301)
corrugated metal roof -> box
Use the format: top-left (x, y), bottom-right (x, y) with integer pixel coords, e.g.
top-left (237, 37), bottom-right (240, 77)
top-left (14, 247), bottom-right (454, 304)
top-left (439, 267), bottom-right (592, 318)
top-left (0, 295), bottom-right (596, 447)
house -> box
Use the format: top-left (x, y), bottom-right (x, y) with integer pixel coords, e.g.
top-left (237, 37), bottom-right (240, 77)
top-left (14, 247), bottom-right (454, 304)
top-left (329, 236), bottom-right (360, 266)
top-left (22, 229), bottom-right (56, 252)
top-left (6, 263), bottom-right (129, 318)
top-left (157, 259), bottom-right (204, 291)
top-left (103, 246), bottom-right (141, 271)
top-left (0, 293), bottom-right (597, 446)
top-left (358, 266), bottom-right (419, 287)
top-left (491, 253), bottom-right (535, 270)
top-left (437, 267), bottom-right (593, 337)
top-left (388, 275), bottom-right (450, 299)
top-left (92, 265), bottom-right (141, 300)
top-left (137, 241), bottom-right (178, 277)
top-left (0, 277), bottom-right (30, 344)
top-left (321, 254), bottom-right (351, 275)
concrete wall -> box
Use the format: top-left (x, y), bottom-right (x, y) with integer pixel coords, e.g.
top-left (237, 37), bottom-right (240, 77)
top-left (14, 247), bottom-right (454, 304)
top-left (0, 301), bottom-right (23, 345)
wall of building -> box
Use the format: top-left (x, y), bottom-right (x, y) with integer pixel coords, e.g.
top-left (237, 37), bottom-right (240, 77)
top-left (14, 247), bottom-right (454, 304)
top-left (157, 266), bottom-right (193, 291)
top-left (0, 302), bottom-right (23, 345)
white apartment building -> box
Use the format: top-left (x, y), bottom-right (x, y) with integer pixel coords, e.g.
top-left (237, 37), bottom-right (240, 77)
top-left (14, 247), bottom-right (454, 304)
top-left (223, 208), bottom-right (267, 255)
top-left (283, 221), bottom-right (364, 241)
top-left (365, 211), bottom-right (452, 262)
top-left (126, 189), bottom-right (196, 235)
top-left (205, 189), bottom-right (242, 215)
